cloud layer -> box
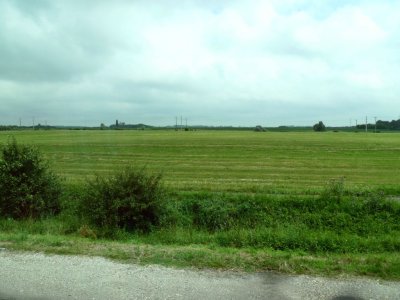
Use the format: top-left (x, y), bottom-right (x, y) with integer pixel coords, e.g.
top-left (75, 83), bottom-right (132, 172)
top-left (1, 0), bottom-right (399, 126)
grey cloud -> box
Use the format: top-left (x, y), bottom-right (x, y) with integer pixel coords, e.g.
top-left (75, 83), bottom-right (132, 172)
top-left (0, 36), bottom-right (89, 84)
top-left (8, 0), bottom-right (52, 17)
top-left (0, 1), bottom-right (132, 83)
top-left (0, 44), bottom-right (99, 82)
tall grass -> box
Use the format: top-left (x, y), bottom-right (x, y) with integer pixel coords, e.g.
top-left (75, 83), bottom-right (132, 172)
top-left (150, 181), bottom-right (400, 253)
top-left (2, 179), bottom-right (398, 255)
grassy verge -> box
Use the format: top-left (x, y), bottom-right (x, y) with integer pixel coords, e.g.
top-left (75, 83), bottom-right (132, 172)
top-left (1, 182), bottom-right (400, 280)
top-left (1, 232), bottom-right (399, 280)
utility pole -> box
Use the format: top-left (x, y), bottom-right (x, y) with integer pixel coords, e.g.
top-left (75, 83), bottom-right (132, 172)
top-left (32, 117), bottom-right (35, 130)
top-left (185, 118), bottom-right (187, 129)
top-left (365, 116), bottom-right (368, 133)
top-left (19, 118), bottom-right (21, 127)
top-left (374, 116), bottom-right (377, 133)
top-left (175, 116), bottom-right (178, 130)
top-left (180, 116), bottom-right (183, 130)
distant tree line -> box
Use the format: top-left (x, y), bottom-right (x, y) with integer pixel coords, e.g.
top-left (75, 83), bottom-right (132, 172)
top-left (375, 119), bottom-right (400, 130)
top-left (108, 123), bottom-right (153, 130)
top-left (354, 119), bottom-right (400, 131)
top-left (0, 125), bottom-right (56, 131)
top-left (0, 126), bottom-right (19, 131)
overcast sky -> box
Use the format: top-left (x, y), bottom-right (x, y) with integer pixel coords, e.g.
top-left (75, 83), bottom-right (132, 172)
top-left (1, 0), bottom-right (399, 127)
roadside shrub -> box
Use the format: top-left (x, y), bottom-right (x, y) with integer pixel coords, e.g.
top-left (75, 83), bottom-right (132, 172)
top-left (0, 138), bottom-right (61, 219)
top-left (80, 167), bottom-right (166, 235)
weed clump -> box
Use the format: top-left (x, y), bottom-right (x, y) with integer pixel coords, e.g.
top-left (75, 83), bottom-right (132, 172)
top-left (320, 177), bottom-right (345, 203)
top-left (0, 138), bottom-right (61, 219)
top-left (78, 224), bottom-right (97, 239)
top-left (80, 167), bottom-right (165, 236)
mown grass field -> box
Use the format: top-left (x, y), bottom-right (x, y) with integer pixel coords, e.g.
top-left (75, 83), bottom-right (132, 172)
top-left (1, 130), bottom-right (399, 194)
top-left (1, 129), bottom-right (400, 279)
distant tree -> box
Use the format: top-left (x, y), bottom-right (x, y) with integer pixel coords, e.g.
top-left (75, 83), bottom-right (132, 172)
top-left (313, 121), bottom-right (326, 132)
top-left (254, 125), bottom-right (266, 132)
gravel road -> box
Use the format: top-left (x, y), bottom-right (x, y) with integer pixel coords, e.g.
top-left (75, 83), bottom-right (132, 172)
top-left (0, 250), bottom-right (399, 300)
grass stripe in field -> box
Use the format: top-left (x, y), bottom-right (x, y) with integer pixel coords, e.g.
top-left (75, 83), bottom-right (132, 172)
top-left (1, 130), bottom-right (399, 193)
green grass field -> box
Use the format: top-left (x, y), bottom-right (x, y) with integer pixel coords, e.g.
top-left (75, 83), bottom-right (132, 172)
top-left (1, 129), bottom-right (400, 279)
top-left (1, 130), bottom-right (399, 194)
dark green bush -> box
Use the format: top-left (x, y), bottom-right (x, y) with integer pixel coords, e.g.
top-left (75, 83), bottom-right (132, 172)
top-left (0, 138), bottom-right (61, 219)
top-left (80, 167), bottom-right (166, 235)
